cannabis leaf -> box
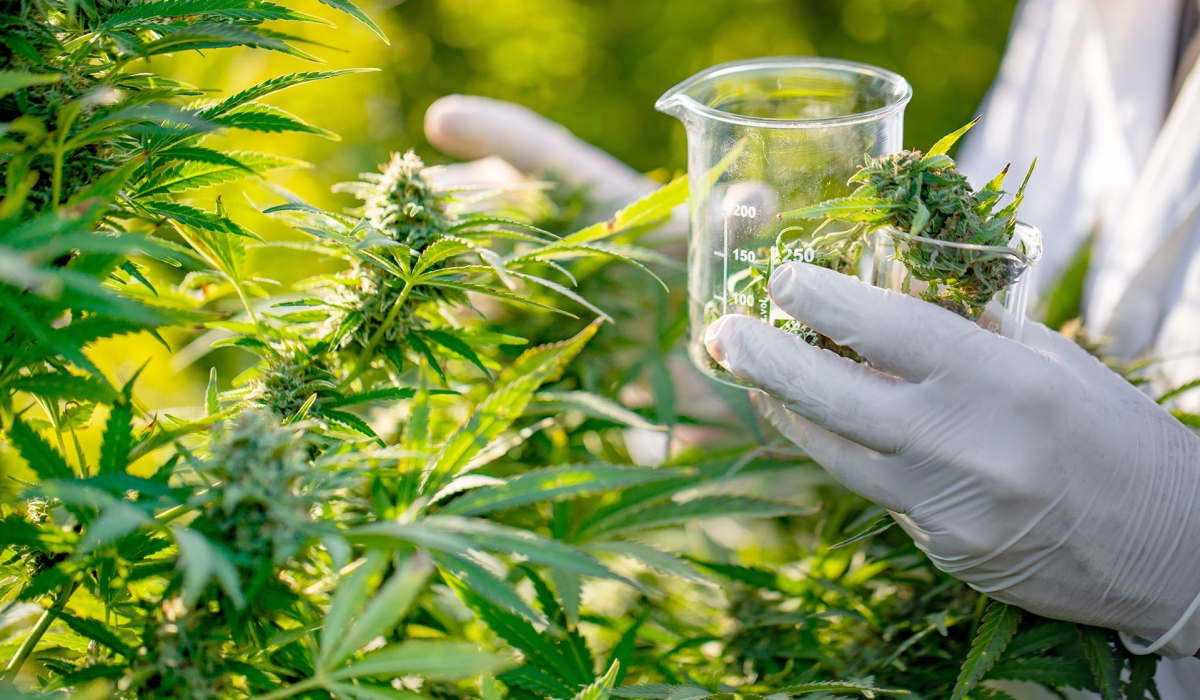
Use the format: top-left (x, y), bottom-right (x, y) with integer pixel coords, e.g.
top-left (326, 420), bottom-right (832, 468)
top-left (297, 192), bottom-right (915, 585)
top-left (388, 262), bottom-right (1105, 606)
top-left (951, 601), bottom-right (1022, 700)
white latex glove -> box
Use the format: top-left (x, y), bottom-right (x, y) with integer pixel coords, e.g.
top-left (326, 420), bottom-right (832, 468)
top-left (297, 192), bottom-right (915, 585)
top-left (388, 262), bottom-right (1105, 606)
top-left (425, 94), bottom-right (658, 205)
top-left (705, 261), bottom-right (1200, 659)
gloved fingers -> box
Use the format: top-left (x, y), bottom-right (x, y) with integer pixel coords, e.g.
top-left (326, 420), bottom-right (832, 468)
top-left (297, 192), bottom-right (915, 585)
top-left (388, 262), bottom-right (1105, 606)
top-left (768, 261), bottom-right (990, 382)
top-left (424, 95), bottom-right (653, 203)
top-left (753, 394), bottom-right (912, 512)
top-left (705, 314), bottom-right (912, 454)
top-left (1016, 319), bottom-right (1114, 379)
top-left (427, 157), bottom-right (528, 191)
top-left (977, 302), bottom-right (1115, 382)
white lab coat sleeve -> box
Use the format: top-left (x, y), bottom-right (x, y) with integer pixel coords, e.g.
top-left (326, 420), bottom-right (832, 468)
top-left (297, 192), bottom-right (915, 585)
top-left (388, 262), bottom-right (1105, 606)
top-left (954, 0), bottom-right (1176, 308)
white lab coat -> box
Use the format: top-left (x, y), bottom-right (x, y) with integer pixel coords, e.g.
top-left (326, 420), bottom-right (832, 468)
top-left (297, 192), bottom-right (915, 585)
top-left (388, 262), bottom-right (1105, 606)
top-left (956, 0), bottom-right (1200, 695)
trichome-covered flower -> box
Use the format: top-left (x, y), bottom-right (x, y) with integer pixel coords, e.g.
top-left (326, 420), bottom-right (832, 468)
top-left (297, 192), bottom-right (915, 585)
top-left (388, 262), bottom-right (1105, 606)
top-left (789, 120), bottom-right (1033, 318)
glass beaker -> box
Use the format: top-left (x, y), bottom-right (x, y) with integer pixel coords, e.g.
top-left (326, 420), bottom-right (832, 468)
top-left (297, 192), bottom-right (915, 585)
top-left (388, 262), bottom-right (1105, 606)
top-left (872, 222), bottom-right (1043, 340)
top-left (657, 57), bottom-right (912, 387)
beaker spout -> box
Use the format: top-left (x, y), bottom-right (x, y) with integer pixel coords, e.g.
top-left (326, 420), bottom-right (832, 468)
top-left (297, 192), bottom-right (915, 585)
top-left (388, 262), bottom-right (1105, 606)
top-left (654, 92), bottom-right (688, 120)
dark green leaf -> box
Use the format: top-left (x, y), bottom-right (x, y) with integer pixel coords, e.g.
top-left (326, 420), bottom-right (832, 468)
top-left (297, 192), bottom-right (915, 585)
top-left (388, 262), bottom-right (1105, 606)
top-left (316, 0), bottom-right (389, 43)
top-left (57, 612), bottom-right (135, 658)
top-left (951, 601), bottom-right (1022, 700)
top-left (7, 374), bottom-right (118, 404)
top-left (1079, 626), bottom-right (1121, 700)
top-left (8, 416), bottom-right (73, 480)
top-left (98, 398), bottom-right (134, 475)
top-left (441, 464), bottom-right (693, 516)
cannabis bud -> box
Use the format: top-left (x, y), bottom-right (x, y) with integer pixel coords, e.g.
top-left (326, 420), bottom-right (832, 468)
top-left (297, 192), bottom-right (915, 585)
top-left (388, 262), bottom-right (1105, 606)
top-left (339, 149), bottom-right (452, 249)
top-left (322, 150), bottom-right (464, 353)
top-left (250, 341), bottom-right (339, 419)
top-left (789, 120), bottom-right (1034, 317)
top-left (194, 410), bottom-right (318, 567)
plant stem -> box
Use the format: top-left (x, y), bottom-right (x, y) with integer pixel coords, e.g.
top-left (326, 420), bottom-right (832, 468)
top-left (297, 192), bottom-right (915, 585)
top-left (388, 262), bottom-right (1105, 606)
top-left (346, 279), bottom-right (414, 385)
top-left (251, 675), bottom-right (324, 700)
top-left (50, 150), bottom-right (63, 210)
top-left (230, 277), bottom-right (261, 332)
top-left (3, 580), bottom-right (77, 682)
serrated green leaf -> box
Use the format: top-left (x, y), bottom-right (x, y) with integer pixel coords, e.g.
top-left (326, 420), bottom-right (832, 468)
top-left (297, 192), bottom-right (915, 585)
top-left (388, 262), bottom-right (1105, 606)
top-left (324, 553), bottom-right (433, 671)
top-left (535, 391), bottom-right (667, 429)
top-left (205, 367), bottom-right (219, 418)
top-left (613, 684), bottom-right (674, 699)
top-left (201, 68), bottom-right (376, 117)
top-left (98, 399), bottom-right (134, 475)
top-left (565, 176), bottom-right (687, 245)
top-left (424, 321), bottom-right (599, 494)
top-left (2, 516), bottom-right (43, 548)
top-left (925, 117), bottom-right (979, 158)
top-left (784, 197), bottom-right (904, 221)
top-left (1004, 621), bottom-right (1080, 657)
top-left (7, 373), bottom-right (119, 404)
top-left (144, 201), bottom-right (248, 237)
top-left (420, 329), bottom-right (491, 377)
top-left (8, 416), bottom-right (73, 481)
top-left (426, 516), bottom-right (620, 581)
top-left (775, 680), bottom-right (909, 696)
top-left (951, 601), bottom-right (1022, 700)
top-left (441, 464), bottom-right (692, 516)
top-left (530, 391), bottom-right (663, 431)
top-left (135, 152), bottom-right (306, 198)
top-left (1126, 653), bottom-right (1158, 700)
top-left (57, 612), bottom-right (135, 658)
top-left (140, 23), bottom-right (291, 57)
top-left (210, 103), bottom-right (338, 139)
top-left (324, 409), bottom-right (383, 445)
top-left (984, 656), bottom-right (1093, 688)
top-left (438, 554), bottom-right (547, 626)
top-left (101, 0), bottom-right (326, 28)
top-left (76, 502), bottom-right (149, 555)
top-left (316, 0), bottom-right (389, 43)
top-left (325, 387), bottom-right (417, 407)
top-left (321, 551), bottom-right (388, 665)
top-left (0, 71), bottom-right (59, 99)
top-left (573, 661), bottom-right (620, 700)
top-left (585, 495), bottom-right (811, 539)
top-left (1079, 626), bottom-right (1121, 700)
top-left (330, 641), bottom-right (508, 681)
top-left (585, 540), bottom-right (710, 584)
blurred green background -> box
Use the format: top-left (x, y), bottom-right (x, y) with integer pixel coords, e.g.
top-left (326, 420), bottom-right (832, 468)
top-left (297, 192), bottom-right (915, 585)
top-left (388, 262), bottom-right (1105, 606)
top-left (105, 0), bottom-right (1018, 411)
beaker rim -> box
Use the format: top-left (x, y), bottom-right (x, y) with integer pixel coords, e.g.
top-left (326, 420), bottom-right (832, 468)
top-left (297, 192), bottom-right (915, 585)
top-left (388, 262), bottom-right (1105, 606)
top-left (656, 56), bottom-right (913, 129)
top-left (883, 221), bottom-right (1044, 267)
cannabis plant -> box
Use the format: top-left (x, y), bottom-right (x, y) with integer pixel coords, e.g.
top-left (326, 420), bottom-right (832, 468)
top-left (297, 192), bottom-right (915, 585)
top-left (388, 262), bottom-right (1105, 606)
top-left (0, 2), bottom-right (1176, 698)
top-left (789, 119), bottom-right (1035, 318)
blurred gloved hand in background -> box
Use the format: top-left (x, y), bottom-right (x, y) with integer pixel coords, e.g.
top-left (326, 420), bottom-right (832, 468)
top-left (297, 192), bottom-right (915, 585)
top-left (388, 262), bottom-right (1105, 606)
top-left (705, 261), bottom-right (1200, 658)
top-left (425, 94), bottom-right (659, 205)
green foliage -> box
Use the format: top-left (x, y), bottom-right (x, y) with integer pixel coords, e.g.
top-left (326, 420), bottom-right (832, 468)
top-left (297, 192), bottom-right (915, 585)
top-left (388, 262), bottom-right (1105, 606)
top-left (0, 4), bottom-right (1167, 700)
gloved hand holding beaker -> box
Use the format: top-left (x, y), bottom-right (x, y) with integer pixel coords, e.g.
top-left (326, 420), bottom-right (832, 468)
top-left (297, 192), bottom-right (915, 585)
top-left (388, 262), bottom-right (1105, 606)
top-left (705, 261), bottom-right (1200, 659)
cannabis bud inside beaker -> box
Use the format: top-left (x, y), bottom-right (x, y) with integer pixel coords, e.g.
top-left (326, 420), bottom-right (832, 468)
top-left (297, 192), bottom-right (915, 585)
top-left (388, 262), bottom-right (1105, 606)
top-left (657, 57), bottom-right (911, 387)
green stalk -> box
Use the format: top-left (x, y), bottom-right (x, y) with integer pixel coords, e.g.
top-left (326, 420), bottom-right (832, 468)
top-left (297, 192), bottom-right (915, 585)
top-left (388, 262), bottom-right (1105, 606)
top-left (251, 675), bottom-right (324, 700)
top-left (230, 276), bottom-right (261, 332)
top-left (3, 580), bottom-right (78, 682)
top-left (345, 279), bottom-right (414, 384)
